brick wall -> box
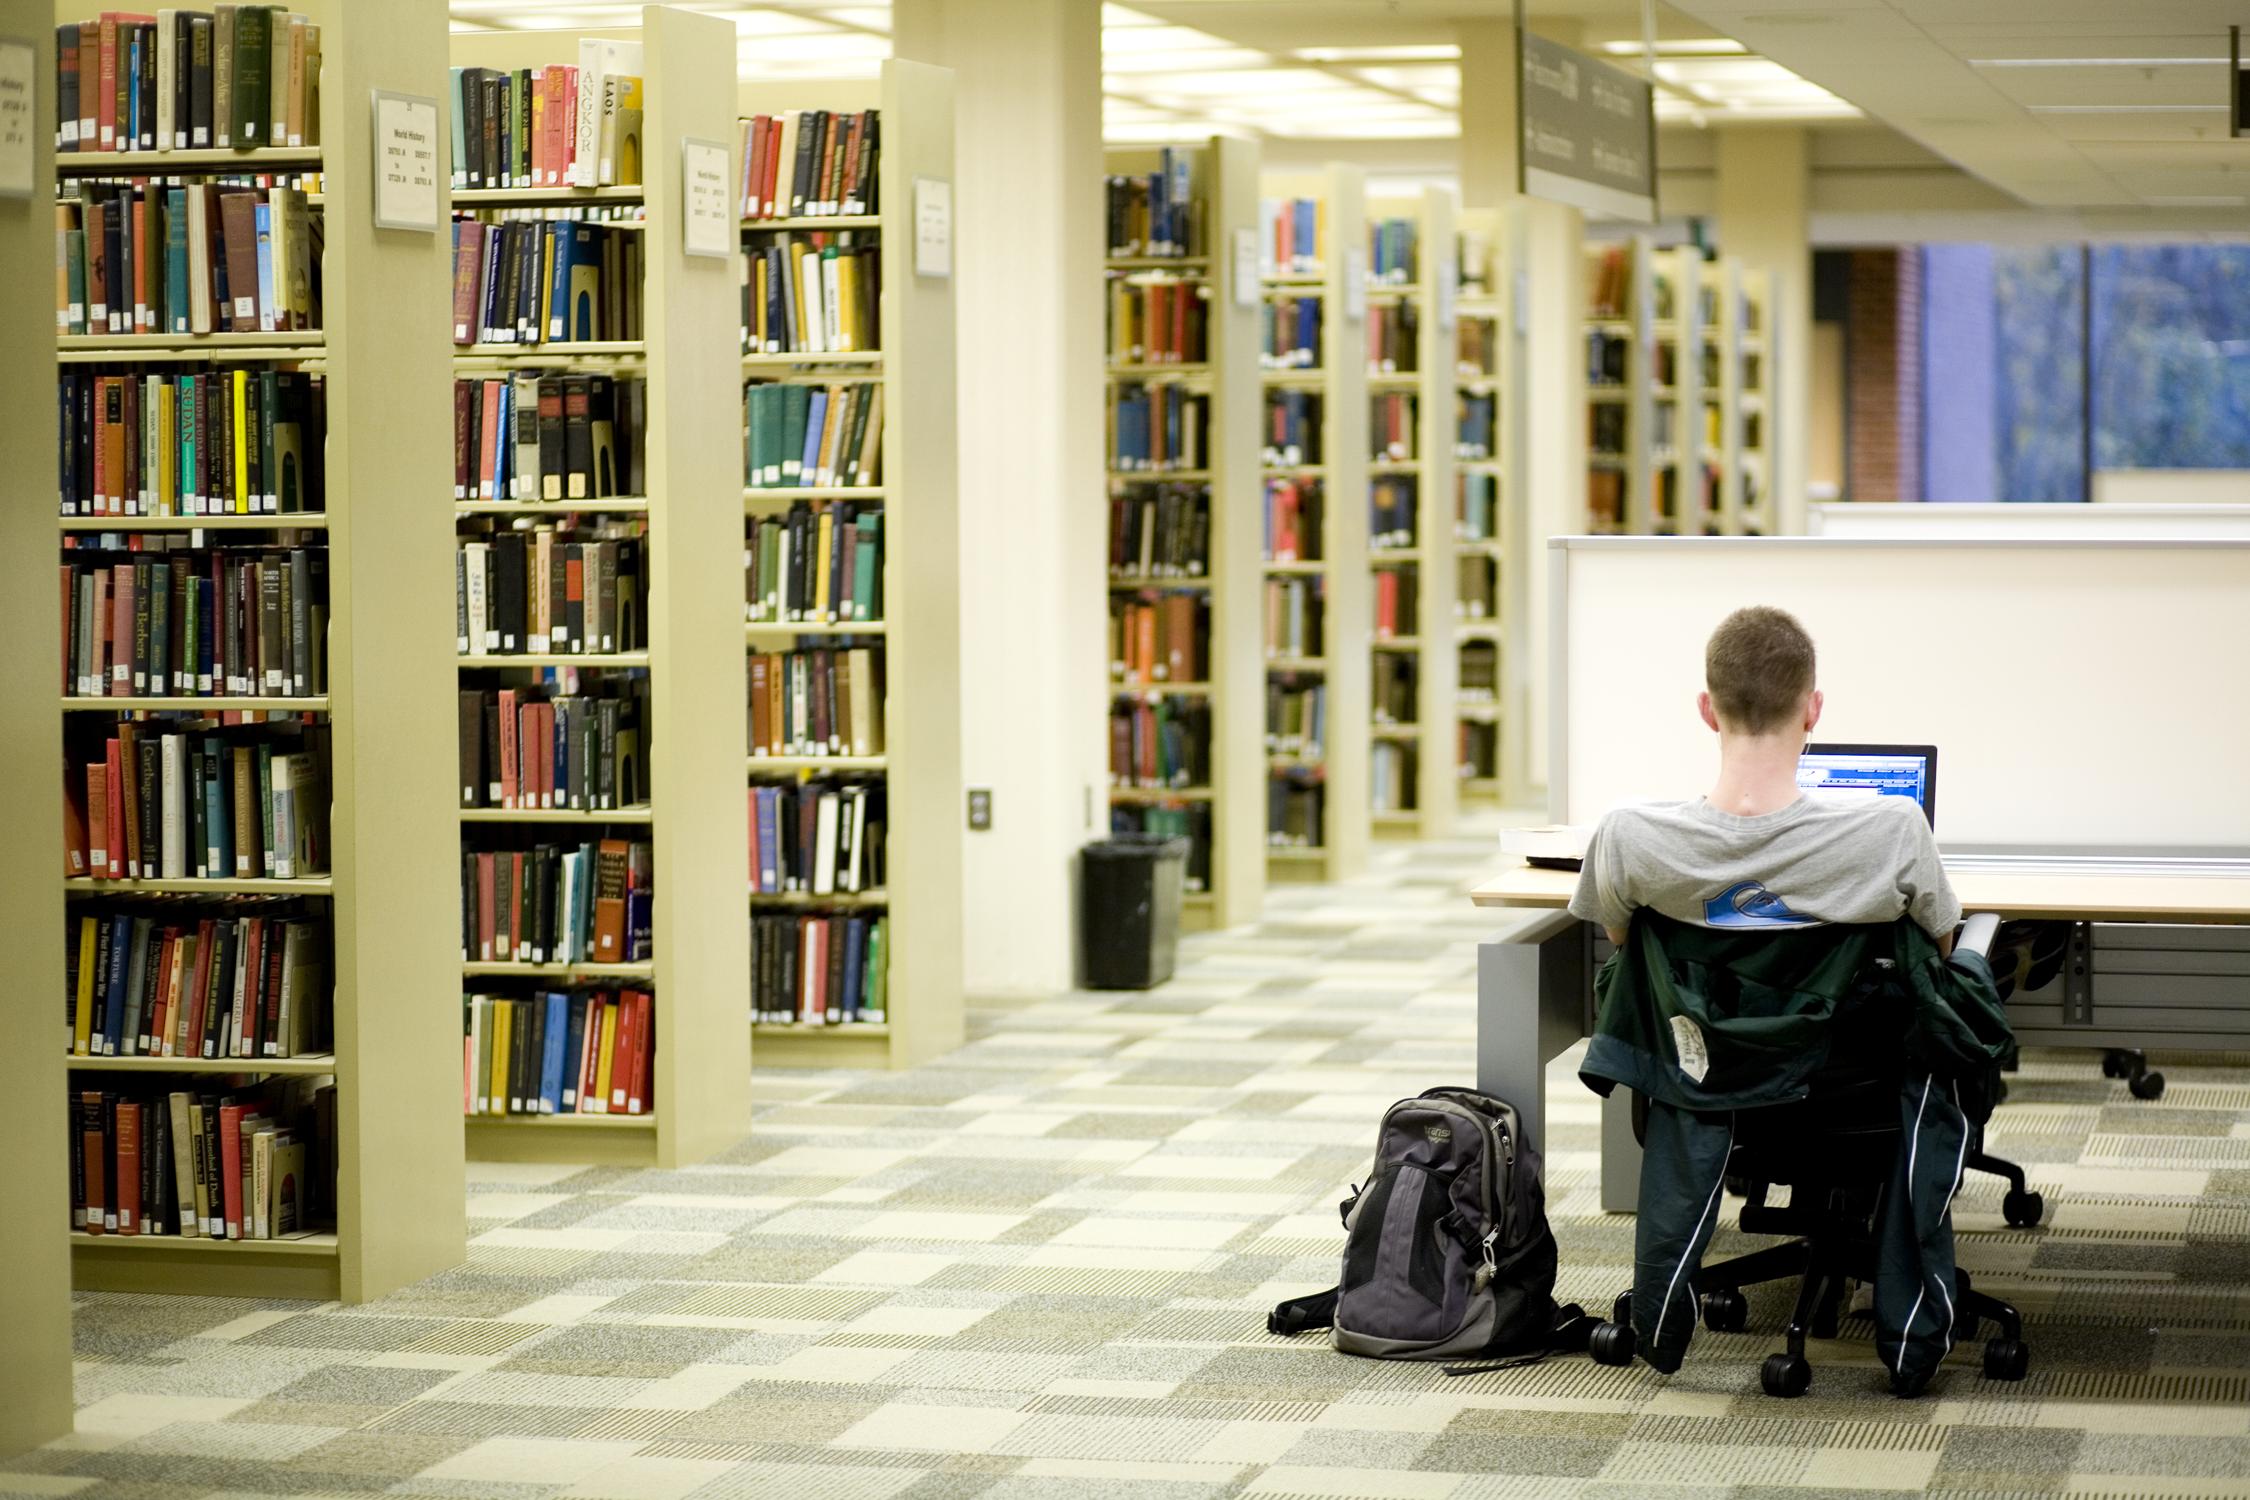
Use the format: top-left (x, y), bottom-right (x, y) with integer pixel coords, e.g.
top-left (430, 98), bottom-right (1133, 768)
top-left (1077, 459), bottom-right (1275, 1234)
top-left (1844, 249), bottom-right (1923, 502)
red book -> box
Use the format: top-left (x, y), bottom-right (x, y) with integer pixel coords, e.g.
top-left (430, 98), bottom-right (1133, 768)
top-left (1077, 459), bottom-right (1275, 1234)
top-left (564, 555), bottom-right (585, 649)
top-left (102, 739), bottom-right (125, 877)
top-left (79, 1092), bottom-right (106, 1232)
top-left (608, 991), bottom-right (636, 1112)
top-left (86, 760), bottom-right (110, 880)
top-left (478, 380), bottom-right (503, 494)
top-left (497, 687), bottom-right (519, 807)
top-left (236, 917), bottom-right (264, 1057)
top-left (115, 1100), bottom-right (141, 1234)
top-left (217, 1103), bottom-right (245, 1239)
top-left (505, 852), bottom-right (523, 962)
top-left (576, 996), bottom-right (605, 1113)
top-left (261, 917), bottom-right (286, 1056)
top-left (96, 15), bottom-right (118, 150)
top-left (532, 702), bottom-right (553, 807)
top-left (629, 990), bottom-right (653, 1113)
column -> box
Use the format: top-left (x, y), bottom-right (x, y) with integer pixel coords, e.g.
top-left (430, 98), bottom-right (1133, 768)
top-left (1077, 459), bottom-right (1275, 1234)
top-left (893, 0), bottom-right (1105, 995)
top-left (1457, 18), bottom-right (1584, 804)
top-left (1717, 127), bottom-right (1811, 533)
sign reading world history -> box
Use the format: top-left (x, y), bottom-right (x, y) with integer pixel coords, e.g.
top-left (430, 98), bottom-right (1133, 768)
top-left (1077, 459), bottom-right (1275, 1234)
top-left (1519, 32), bottom-right (1656, 222)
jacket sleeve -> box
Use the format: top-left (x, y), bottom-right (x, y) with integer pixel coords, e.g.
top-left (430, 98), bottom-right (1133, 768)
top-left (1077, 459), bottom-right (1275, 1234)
top-left (1900, 927), bottom-right (2014, 1124)
top-left (1629, 1101), bottom-right (1735, 1374)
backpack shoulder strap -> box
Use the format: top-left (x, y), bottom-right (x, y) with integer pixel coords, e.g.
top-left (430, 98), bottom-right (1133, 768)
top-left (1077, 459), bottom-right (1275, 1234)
top-left (1267, 1287), bottom-right (1338, 1337)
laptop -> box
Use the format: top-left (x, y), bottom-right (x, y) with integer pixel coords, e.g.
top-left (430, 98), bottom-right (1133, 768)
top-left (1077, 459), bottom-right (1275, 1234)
top-left (1797, 743), bottom-right (1938, 828)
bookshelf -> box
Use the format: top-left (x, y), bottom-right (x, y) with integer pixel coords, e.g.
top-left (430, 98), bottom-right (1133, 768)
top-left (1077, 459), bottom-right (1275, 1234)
top-left (450, 8), bottom-right (751, 1162)
top-left (1260, 165), bottom-right (1369, 880)
top-left (739, 62), bottom-right (964, 1070)
top-left (1103, 135), bottom-right (1263, 932)
top-left (1737, 267), bottom-right (1773, 536)
top-left (1452, 206), bottom-right (1507, 808)
top-left (1365, 187), bottom-right (1457, 839)
top-left (2, 14), bottom-right (69, 1454)
top-left (1652, 246), bottom-right (1707, 536)
top-left (1583, 234), bottom-right (1651, 534)
top-left (49, 0), bottom-right (464, 1304)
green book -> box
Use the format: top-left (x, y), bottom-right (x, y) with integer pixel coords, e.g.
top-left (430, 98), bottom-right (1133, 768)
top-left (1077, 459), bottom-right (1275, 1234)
top-left (230, 5), bottom-right (270, 146)
top-left (255, 744), bottom-right (275, 877)
top-left (853, 513), bottom-right (880, 622)
top-left (165, 189), bottom-right (187, 332)
top-left (178, 374), bottom-right (197, 512)
top-left (65, 227), bottom-right (87, 336)
top-left (862, 916), bottom-right (887, 1024)
top-left (781, 383), bottom-right (810, 482)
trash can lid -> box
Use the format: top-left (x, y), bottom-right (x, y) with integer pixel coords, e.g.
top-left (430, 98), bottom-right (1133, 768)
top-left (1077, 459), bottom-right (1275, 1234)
top-left (1083, 834), bottom-right (1190, 861)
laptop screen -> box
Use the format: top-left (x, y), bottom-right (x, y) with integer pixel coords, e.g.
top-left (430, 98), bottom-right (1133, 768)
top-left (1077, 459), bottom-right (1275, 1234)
top-left (1798, 744), bottom-right (1937, 827)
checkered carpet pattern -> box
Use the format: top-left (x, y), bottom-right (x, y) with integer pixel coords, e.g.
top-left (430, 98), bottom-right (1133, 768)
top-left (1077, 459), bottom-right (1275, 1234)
top-left (7, 827), bottom-right (2250, 1499)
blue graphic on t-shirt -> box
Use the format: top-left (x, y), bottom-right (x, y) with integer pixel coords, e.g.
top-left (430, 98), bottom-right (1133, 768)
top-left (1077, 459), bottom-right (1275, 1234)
top-left (1705, 880), bottom-right (1818, 928)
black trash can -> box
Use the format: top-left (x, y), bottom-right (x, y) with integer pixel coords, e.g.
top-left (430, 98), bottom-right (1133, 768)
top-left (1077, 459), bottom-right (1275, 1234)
top-left (1080, 834), bottom-right (1188, 990)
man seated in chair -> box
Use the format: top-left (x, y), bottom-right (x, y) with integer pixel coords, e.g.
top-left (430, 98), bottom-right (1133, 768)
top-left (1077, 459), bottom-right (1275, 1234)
top-left (1568, 606), bottom-right (2013, 1396)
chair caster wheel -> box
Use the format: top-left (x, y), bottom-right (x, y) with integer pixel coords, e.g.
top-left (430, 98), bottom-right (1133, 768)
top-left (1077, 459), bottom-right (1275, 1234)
top-left (2002, 1189), bottom-right (2045, 1228)
top-left (2130, 1071), bottom-right (2166, 1100)
top-left (1983, 1337), bottom-right (2030, 1381)
top-left (1589, 1321), bottom-right (1636, 1367)
top-left (1611, 1291), bottom-right (1633, 1327)
top-left (1701, 1289), bottom-right (1747, 1333)
top-left (2101, 1050), bottom-right (2127, 1078)
top-left (1724, 1174), bottom-right (1751, 1198)
top-left (1760, 1352), bottom-right (1812, 1398)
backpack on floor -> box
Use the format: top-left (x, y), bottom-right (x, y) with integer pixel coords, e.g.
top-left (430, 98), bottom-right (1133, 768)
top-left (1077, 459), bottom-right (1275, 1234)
top-left (1269, 1086), bottom-right (1585, 1373)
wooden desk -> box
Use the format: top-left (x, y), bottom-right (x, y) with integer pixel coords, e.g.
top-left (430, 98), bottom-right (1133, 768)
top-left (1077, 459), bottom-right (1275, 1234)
top-left (1469, 859), bottom-right (2250, 1213)
top-left (1472, 860), bottom-right (2250, 925)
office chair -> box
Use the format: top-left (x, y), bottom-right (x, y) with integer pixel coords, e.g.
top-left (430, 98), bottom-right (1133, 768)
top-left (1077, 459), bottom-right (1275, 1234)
top-left (1587, 914), bottom-right (2032, 1398)
top-left (1989, 920), bottom-right (2164, 1099)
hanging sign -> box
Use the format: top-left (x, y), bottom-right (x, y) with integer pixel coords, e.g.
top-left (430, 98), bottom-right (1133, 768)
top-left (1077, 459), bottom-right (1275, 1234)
top-left (1518, 32), bottom-right (1656, 222)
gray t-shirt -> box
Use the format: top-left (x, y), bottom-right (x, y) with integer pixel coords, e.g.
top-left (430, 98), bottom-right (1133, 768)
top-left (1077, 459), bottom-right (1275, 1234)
top-left (1568, 794), bottom-right (1961, 939)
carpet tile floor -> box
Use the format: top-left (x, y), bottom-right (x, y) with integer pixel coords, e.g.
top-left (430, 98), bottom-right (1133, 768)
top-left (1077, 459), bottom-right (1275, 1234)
top-left (6, 827), bottom-right (2249, 1498)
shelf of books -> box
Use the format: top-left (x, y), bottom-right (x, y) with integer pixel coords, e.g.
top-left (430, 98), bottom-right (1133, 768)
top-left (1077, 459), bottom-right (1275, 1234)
top-left (1737, 267), bottom-right (1773, 536)
top-left (1583, 235), bottom-right (1652, 534)
top-left (1260, 166), bottom-right (1369, 881)
top-left (1452, 207), bottom-right (1506, 807)
top-left (1103, 136), bottom-right (1263, 932)
top-left (1651, 247), bottom-right (1707, 536)
top-left (449, 8), bottom-right (750, 1161)
top-left (739, 61), bottom-right (963, 1069)
top-left (46, 0), bottom-right (464, 1302)
top-left (1364, 186), bottom-right (1456, 838)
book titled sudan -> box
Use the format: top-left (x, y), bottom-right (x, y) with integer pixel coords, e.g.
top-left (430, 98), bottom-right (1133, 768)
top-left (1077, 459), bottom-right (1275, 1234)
top-left (57, 369), bottom-right (325, 518)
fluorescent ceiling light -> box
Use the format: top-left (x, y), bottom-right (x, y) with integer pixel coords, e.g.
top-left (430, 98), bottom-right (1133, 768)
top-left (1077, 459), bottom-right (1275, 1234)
top-left (1296, 45), bottom-right (1460, 63)
top-left (1600, 38), bottom-right (1746, 57)
top-left (2027, 103), bottom-right (2225, 113)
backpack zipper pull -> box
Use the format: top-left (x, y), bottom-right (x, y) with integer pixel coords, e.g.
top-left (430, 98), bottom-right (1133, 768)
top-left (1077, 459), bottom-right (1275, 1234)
top-left (1473, 1227), bottom-right (1498, 1292)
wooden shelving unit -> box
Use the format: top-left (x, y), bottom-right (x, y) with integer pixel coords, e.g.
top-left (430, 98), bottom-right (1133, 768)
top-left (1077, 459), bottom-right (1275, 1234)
top-left (1364, 187), bottom-right (1457, 838)
top-left (1654, 246), bottom-right (1708, 535)
top-left (1737, 267), bottom-right (1774, 536)
top-left (1103, 136), bottom-right (1262, 933)
top-left (43, 0), bottom-right (465, 1308)
top-left (1, 12), bottom-right (71, 1452)
top-left (450, 8), bottom-right (751, 1162)
top-left (738, 62), bottom-right (963, 1070)
top-left (1452, 206), bottom-right (1507, 807)
top-left (1260, 165), bottom-right (1369, 881)
top-left (1583, 234), bottom-right (1652, 534)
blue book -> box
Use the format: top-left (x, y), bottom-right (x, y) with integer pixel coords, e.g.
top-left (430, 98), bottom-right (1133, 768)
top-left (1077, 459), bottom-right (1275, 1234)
top-left (626, 889), bottom-right (653, 963)
top-left (203, 739), bottom-right (227, 875)
top-left (165, 189), bottom-right (189, 332)
top-left (254, 200), bottom-right (275, 333)
top-left (541, 991), bottom-right (568, 1113)
top-left (478, 225), bottom-right (504, 343)
top-left (546, 227), bottom-right (579, 341)
top-left (840, 917), bottom-right (865, 1023)
top-left (754, 786), bottom-right (780, 892)
top-left (101, 917), bottom-right (133, 1055)
top-left (799, 389), bottom-right (827, 484)
top-left (449, 69), bottom-right (468, 187)
top-left (562, 996), bottom-right (589, 1111)
top-left (127, 30), bottom-right (141, 150)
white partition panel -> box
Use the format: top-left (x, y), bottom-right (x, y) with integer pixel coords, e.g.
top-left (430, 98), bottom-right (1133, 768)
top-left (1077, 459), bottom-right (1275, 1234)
top-left (1812, 503), bottom-right (2250, 539)
top-left (1550, 537), bottom-right (2250, 855)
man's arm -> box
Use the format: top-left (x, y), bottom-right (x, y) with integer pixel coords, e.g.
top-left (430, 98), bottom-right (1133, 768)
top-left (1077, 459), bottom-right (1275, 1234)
top-left (1567, 815), bottom-right (1637, 943)
top-left (1894, 803), bottom-right (1962, 952)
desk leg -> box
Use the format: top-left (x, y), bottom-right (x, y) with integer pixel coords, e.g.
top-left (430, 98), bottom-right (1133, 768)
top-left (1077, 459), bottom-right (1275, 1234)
top-left (1601, 1090), bottom-right (1642, 1213)
top-left (1476, 910), bottom-right (1591, 1167)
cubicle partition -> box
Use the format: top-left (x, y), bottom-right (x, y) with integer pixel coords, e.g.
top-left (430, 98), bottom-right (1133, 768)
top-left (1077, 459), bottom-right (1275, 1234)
top-left (1548, 536), bottom-right (2250, 858)
top-left (1810, 502), bottom-right (2250, 540)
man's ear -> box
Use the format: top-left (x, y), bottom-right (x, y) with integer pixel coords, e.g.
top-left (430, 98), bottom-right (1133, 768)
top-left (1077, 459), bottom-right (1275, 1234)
top-left (1698, 691), bottom-right (1721, 733)
top-left (1805, 689), bottom-right (1825, 733)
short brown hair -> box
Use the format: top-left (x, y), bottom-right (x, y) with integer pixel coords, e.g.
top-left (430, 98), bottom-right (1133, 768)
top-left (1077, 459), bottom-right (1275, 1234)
top-left (1705, 606), bottom-right (1815, 734)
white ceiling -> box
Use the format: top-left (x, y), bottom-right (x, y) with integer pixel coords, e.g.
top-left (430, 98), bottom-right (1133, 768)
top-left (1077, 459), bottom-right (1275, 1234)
top-left (1662, 0), bottom-right (2250, 209)
top-left (446, 0), bottom-right (1863, 141)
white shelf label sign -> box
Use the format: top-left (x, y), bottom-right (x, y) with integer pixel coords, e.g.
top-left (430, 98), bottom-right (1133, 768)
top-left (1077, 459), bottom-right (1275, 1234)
top-left (0, 39), bottom-right (36, 200)
top-left (683, 137), bottom-right (731, 258)
top-left (914, 177), bottom-right (952, 279)
top-left (1232, 227), bottom-right (1259, 309)
top-left (371, 90), bottom-right (440, 232)
top-left (1343, 248), bottom-right (1369, 323)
